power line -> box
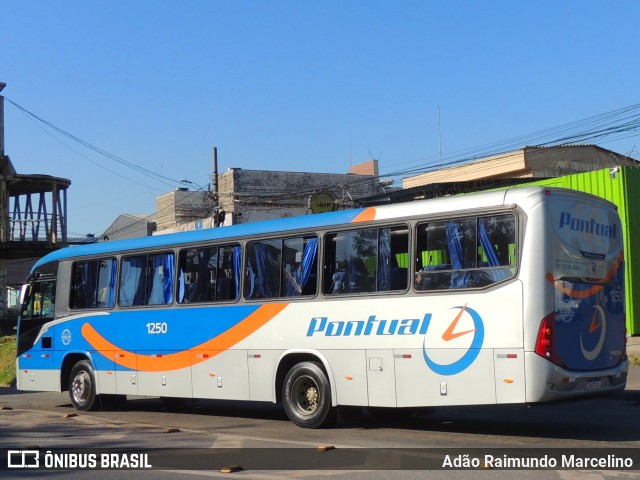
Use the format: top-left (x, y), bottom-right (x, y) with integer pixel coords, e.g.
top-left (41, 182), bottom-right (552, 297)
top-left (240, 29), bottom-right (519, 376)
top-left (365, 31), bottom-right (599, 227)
top-left (11, 103), bottom-right (168, 193)
top-left (3, 96), bottom-right (184, 189)
top-left (7, 94), bottom-right (640, 236)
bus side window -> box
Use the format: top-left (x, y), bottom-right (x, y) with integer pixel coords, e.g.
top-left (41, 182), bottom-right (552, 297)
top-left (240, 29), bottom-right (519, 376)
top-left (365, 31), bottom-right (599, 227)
top-left (178, 247), bottom-right (218, 303)
top-left (70, 258), bottom-right (116, 309)
top-left (415, 214), bottom-right (517, 291)
top-left (323, 226), bottom-right (407, 295)
top-left (282, 236), bottom-right (318, 297)
top-left (323, 229), bottom-right (376, 295)
top-left (380, 226), bottom-right (409, 291)
top-left (475, 215), bottom-right (517, 284)
top-left (147, 253), bottom-right (175, 305)
top-left (178, 244), bottom-right (240, 304)
top-left (244, 237), bottom-right (317, 300)
top-left (217, 245), bottom-right (241, 301)
top-left (119, 253), bottom-right (174, 307)
top-left (244, 239), bottom-right (282, 299)
top-left (415, 221), bottom-right (452, 291)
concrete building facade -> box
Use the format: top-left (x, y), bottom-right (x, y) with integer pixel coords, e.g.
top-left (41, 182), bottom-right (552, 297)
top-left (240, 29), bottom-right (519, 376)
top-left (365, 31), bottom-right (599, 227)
top-left (149, 159), bottom-right (384, 234)
top-left (155, 189), bottom-right (211, 231)
top-left (217, 161), bottom-right (381, 225)
top-left (102, 213), bottom-right (156, 241)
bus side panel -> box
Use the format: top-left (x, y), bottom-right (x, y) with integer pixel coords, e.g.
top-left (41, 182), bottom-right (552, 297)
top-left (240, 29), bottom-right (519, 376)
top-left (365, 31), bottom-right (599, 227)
top-left (392, 284), bottom-right (523, 408)
top-left (16, 318), bottom-right (57, 392)
top-left (94, 352), bottom-right (117, 395)
top-left (114, 351), bottom-right (138, 396)
top-left (394, 349), bottom-right (496, 407)
top-left (322, 350), bottom-right (368, 406)
top-left (137, 358), bottom-right (193, 399)
top-left (53, 316), bottom-right (120, 396)
top-left (191, 349), bottom-right (249, 400)
top-left (366, 349), bottom-right (397, 407)
top-left (493, 348), bottom-right (526, 403)
top-left (248, 350), bottom-right (281, 402)
top-left (16, 342), bottom-right (56, 392)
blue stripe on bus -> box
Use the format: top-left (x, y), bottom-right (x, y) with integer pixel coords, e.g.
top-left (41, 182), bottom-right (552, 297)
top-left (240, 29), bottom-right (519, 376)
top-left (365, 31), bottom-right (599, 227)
top-left (34, 207), bottom-right (372, 268)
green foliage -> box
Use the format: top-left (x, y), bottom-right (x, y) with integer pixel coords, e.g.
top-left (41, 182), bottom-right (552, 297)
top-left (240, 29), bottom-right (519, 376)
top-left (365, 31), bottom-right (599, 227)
top-left (0, 336), bottom-right (16, 387)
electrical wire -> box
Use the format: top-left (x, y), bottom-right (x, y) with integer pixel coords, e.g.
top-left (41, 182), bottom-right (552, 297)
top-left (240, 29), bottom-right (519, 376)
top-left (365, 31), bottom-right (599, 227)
top-left (3, 96), bottom-right (184, 189)
top-left (5, 94), bottom-right (640, 238)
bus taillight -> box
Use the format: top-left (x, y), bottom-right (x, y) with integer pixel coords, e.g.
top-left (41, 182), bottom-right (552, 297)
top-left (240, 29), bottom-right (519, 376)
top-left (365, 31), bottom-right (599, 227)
top-left (535, 313), bottom-right (563, 366)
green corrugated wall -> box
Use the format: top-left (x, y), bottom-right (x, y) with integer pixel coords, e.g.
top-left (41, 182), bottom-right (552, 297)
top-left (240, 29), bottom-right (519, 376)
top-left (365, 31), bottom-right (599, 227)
top-left (528, 166), bottom-right (640, 335)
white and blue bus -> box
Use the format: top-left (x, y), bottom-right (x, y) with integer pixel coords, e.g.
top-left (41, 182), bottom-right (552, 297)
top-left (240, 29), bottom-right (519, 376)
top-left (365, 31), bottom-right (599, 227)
top-left (16, 186), bottom-right (628, 428)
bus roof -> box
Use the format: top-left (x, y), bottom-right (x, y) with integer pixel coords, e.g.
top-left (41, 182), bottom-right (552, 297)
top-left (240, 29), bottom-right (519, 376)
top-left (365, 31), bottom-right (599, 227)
top-left (32, 186), bottom-right (608, 269)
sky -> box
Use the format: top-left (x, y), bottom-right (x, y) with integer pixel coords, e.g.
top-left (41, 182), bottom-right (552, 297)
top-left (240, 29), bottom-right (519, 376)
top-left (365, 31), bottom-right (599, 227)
top-left (2, 1), bottom-right (640, 237)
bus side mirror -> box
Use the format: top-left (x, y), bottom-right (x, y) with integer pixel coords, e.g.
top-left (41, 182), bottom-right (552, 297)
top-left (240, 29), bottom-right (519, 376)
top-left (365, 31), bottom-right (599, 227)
top-left (19, 284), bottom-right (29, 306)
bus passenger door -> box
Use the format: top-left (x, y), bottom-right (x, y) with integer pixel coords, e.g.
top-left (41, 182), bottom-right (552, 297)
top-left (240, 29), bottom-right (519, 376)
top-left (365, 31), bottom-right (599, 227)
top-left (366, 350), bottom-right (397, 407)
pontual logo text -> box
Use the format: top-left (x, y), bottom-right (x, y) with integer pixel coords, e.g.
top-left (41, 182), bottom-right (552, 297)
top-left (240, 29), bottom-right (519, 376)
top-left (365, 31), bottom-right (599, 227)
top-left (306, 315), bottom-right (430, 337)
top-left (559, 212), bottom-right (616, 238)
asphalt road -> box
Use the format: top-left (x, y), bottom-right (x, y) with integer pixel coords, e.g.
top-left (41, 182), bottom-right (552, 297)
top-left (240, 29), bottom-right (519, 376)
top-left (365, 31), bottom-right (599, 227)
top-left (0, 367), bottom-right (639, 479)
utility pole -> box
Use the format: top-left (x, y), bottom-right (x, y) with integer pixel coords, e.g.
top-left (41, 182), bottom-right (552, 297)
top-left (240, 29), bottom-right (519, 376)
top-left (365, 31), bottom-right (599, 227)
top-left (213, 147), bottom-right (223, 226)
top-left (438, 106), bottom-right (442, 164)
top-left (213, 146), bottom-right (218, 203)
top-left (0, 82), bottom-right (6, 159)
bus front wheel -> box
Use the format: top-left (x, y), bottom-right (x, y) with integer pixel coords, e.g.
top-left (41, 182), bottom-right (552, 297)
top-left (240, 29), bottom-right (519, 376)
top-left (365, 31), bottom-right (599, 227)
top-left (282, 361), bottom-right (335, 428)
top-left (69, 360), bottom-right (97, 411)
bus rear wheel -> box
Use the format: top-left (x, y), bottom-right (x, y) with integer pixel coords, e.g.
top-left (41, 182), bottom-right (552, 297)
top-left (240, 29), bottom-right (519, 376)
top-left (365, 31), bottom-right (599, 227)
top-left (69, 360), bottom-right (97, 411)
top-left (282, 361), bottom-right (335, 428)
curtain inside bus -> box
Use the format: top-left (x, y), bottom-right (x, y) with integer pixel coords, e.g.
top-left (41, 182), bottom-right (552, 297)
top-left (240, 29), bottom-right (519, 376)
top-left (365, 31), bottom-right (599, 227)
top-left (107, 259), bottom-right (117, 307)
top-left (377, 228), bottom-right (391, 291)
top-left (149, 253), bottom-right (174, 305)
top-left (446, 222), bottom-right (471, 288)
top-left (478, 218), bottom-right (510, 283)
top-left (233, 246), bottom-right (241, 298)
top-left (285, 237), bottom-right (317, 296)
top-left (119, 256), bottom-right (145, 306)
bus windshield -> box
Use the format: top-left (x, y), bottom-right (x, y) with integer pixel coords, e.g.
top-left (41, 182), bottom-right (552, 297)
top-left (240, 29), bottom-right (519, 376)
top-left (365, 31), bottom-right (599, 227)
top-left (21, 275), bottom-right (57, 321)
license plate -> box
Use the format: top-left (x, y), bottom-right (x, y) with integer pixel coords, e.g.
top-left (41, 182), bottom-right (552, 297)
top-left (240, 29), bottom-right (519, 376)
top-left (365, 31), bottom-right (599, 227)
top-left (586, 380), bottom-right (602, 390)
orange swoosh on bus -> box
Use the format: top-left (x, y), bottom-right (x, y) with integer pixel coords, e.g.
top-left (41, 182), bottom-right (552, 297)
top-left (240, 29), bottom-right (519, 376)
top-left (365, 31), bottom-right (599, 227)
top-left (352, 208), bottom-right (376, 223)
top-left (545, 252), bottom-right (623, 299)
top-left (588, 308), bottom-right (602, 334)
top-left (442, 304), bottom-right (476, 341)
top-left (81, 303), bottom-right (288, 372)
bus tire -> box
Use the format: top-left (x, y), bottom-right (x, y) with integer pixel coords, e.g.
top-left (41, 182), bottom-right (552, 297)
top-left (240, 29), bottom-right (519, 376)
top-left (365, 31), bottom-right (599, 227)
top-left (282, 361), bottom-right (335, 428)
top-left (69, 360), bottom-right (97, 411)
